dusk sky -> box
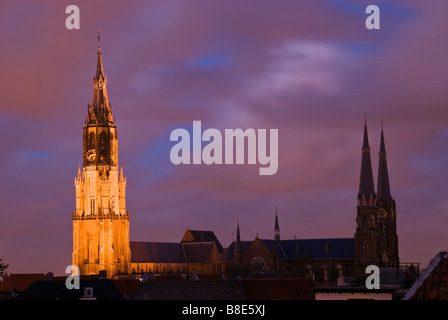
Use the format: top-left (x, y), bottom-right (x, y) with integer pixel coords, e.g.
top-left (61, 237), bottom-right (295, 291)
top-left (1, 0), bottom-right (447, 276)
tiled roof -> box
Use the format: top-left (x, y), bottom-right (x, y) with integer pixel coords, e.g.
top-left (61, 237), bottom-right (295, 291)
top-left (111, 279), bottom-right (141, 299)
top-left (19, 279), bottom-right (125, 300)
top-left (132, 280), bottom-right (244, 300)
top-left (242, 278), bottom-right (315, 300)
top-left (132, 278), bottom-right (316, 300)
top-left (15, 277), bottom-right (316, 300)
top-left (130, 241), bottom-right (186, 263)
top-left (182, 230), bottom-right (224, 253)
top-left (404, 251), bottom-right (448, 300)
top-left (130, 241), bottom-right (218, 263)
top-left (218, 241), bottom-right (251, 261)
top-left (220, 238), bottom-right (355, 261)
top-left (276, 238), bottom-right (355, 260)
top-left (0, 274), bottom-right (46, 293)
top-left (182, 242), bottom-right (214, 262)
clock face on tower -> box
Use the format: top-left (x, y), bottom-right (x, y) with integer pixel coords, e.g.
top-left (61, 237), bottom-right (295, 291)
top-left (378, 208), bottom-right (386, 218)
top-left (87, 149), bottom-right (96, 161)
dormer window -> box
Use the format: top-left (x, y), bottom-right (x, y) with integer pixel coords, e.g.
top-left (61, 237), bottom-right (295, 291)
top-left (84, 287), bottom-right (93, 298)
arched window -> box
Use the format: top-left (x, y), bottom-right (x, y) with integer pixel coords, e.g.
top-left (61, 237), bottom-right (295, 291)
top-left (89, 132), bottom-right (95, 149)
top-left (362, 241), bottom-right (369, 257)
top-left (362, 215), bottom-right (367, 230)
top-left (90, 199), bottom-right (95, 215)
top-left (100, 132), bottom-right (106, 159)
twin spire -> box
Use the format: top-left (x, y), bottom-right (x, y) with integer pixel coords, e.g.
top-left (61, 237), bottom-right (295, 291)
top-left (358, 117), bottom-right (392, 206)
top-left (232, 119), bottom-right (392, 251)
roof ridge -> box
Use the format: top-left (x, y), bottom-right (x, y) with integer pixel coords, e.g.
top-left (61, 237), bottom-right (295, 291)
top-left (182, 241), bottom-right (214, 245)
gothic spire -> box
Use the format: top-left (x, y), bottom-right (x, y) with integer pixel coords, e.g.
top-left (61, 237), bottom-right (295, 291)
top-left (377, 121), bottom-right (391, 204)
top-left (235, 217), bottom-right (242, 254)
top-left (95, 30), bottom-right (105, 82)
top-left (88, 30), bottom-right (113, 125)
top-left (358, 117), bottom-right (376, 205)
top-left (274, 205), bottom-right (280, 241)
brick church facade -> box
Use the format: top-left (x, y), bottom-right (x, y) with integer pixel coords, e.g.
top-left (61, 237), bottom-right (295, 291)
top-left (72, 37), bottom-right (401, 283)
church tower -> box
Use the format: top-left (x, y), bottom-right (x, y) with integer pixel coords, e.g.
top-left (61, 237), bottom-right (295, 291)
top-left (354, 118), bottom-right (379, 267)
top-left (72, 33), bottom-right (131, 277)
top-left (376, 123), bottom-right (399, 267)
top-left (354, 118), bottom-right (399, 268)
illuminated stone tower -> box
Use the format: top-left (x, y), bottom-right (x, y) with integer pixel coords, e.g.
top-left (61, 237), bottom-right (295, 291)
top-left (72, 34), bottom-right (131, 277)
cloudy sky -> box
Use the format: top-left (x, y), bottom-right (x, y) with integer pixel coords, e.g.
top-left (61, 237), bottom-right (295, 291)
top-left (1, 0), bottom-right (447, 275)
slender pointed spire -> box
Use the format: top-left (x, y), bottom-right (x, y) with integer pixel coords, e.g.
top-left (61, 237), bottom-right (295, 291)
top-left (95, 30), bottom-right (106, 81)
top-left (235, 217), bottom-right (241, 254)
top-left (274, 205), bottom-right (280, 241)
top-left (89, 31), bottom-right (113, 125)
top-left (362, 114), bottom-right (369, 150)
top-left (377, 122), bottom-right (391, 204)
top-left (120, 167), bottom-right (124, 181)
top-left (358, 117), bottom-right (376, 205)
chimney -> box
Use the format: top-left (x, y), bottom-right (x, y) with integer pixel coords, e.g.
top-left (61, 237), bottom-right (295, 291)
top-left (45, 272), bottom-right (54, 280)
top-left (98, 270), bottom-right (107, 279)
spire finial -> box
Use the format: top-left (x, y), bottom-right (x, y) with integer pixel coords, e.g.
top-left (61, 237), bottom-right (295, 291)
top-left (364, 113), bottom-right (367, 125)
top-left (97, 29), bottom-right (101, 52)
top-left (381, 119), bottom-right (383, 130)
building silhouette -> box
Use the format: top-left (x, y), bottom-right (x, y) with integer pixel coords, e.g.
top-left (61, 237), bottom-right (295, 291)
top-left (354, 119), bottom-right (399, 269)
top-left (72, 37), bottom-right (403, 285)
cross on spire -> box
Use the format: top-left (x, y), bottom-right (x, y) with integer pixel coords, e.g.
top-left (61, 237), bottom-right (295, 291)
top-left (97, 29), bottom-right (101, 52)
